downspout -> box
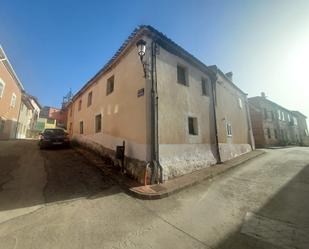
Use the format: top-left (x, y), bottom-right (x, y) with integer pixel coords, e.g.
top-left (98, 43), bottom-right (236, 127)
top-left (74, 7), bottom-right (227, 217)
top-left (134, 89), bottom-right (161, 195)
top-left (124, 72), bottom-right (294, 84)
top-left (244, 96), bottom-right (255, 150)
top-left (210, 72), bottom-right (222, 164)
top-left (15, 93), bottom-right (23, 139)
top-left (150, 40), bottom-right (163, 183)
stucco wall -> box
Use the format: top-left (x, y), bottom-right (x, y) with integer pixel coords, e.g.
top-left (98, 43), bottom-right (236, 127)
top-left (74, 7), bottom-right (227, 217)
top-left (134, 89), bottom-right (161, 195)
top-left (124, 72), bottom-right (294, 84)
top-left (67, 39), bottom-right (149, 163)
top-left (0, 62), bottom-right (22, 139)
top-left (215, 74), bottom-right (252, 161)
top-left (156, 46), bottom-right (217, 180)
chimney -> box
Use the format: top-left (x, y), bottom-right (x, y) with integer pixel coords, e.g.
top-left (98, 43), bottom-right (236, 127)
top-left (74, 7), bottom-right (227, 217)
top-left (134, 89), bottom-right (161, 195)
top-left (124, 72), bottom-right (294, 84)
top-left (261, 92), bottom-right (266, 98)
top-left (225, 72), bottom-right (233, 81)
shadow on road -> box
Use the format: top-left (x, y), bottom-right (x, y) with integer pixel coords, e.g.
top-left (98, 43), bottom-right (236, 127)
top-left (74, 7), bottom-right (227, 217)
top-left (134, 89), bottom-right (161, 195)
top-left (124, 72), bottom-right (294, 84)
top-left (0, 140), bottom-right (120, 212)
top-left (215, 163), bottom-right (309, 249)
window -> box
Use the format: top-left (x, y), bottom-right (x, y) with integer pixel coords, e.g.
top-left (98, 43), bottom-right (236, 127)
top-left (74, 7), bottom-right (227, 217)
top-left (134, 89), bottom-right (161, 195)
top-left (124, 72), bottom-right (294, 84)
top-left (0, 119), bottom-right (5, 133)
top-left (188, 117), bottom-right (198, 135)
top-left (274, 129), bottom-right (278, 139)
top-left (267, 128), bottom-right (271, 139)
top-left (10, 93), bottom-right (16, 108)
top-left (282, 112), bottom-right (285, 121)
top-left (238, 98), bottom-right (243, 109)
top-left (87, 91), bottom-right (92, 107)
top-left (201, 78), bottom-right (209, 96)
top-left (78, 99), bottom-right (82, 111)
top-left (305, 129), bottom-right (309, 136)
top-left (177, 65), bottom-right (187, 85)
top-left (277, 110), bottom-right (281, 120)
top-left (287, 114), bottom-right (291, 122)
top-left (271, 111), bottom-right (275, 120)
top-left (293, 117), bottom-right (298, 126)
top-left (226, 123), bottom-right (232, 137)
top-left (80, 121), bottom-right (84, 134)
top-left (95, 114), bottom-right (102, 133)
top-left (0, 79), bottom-right (5, 98)
top-left (69, 122), bottom-right (72, 133)
top-left (106, 76), bottom-right (114, 95)
top-left (70, 107), bottom-right (72, 117)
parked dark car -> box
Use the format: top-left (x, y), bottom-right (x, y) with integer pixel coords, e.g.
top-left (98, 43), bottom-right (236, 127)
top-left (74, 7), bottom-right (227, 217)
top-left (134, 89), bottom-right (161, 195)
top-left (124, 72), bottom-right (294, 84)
top-left (39, 128), bottom-right (70, 149)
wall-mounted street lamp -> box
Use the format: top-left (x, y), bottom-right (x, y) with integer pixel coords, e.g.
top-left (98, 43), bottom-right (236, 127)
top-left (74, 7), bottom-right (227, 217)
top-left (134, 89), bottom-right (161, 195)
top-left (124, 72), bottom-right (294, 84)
top-left (136, 39), bottom-right (148, 78)
top-left (136, 39), bottom-right (147, 61)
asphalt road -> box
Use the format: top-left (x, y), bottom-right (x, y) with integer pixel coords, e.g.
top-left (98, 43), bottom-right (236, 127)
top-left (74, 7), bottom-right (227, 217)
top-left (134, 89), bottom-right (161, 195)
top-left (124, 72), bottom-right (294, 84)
top-left (0, 140), bottom-right (309, 249)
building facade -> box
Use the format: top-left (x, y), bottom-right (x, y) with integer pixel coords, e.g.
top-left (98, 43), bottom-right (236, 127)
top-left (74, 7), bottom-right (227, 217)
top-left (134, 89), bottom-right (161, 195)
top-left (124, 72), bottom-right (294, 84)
top-left (0, 46), bottom-right (24, 139)
top-left (67, 25), bottom-right (254, 183)
top-left (40, 106), bottom-right (67, 128)
top-left (249, 94), bottom-right (309, 147)
top-left (16, 93), bottom-right (41, 138)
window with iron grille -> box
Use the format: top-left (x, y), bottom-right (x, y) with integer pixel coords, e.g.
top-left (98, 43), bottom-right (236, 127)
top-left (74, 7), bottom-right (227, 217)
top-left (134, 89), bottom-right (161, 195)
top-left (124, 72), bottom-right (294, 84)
top-left (106, 76), bottom-right (114, 95)
top-left (226, 123), bottom-right (232, 137)
top-left (80, 121), bottom-right (83, 134)
top-left (95, 114), bottom-right (102, 133)
top-left (188, 117), bottom-right (198, 135)
top-left (177, 65), bottom-right (187, 86)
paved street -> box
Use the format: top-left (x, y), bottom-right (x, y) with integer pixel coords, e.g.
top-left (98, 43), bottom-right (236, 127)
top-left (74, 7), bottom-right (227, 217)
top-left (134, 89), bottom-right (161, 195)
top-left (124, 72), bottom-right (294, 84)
top-left (0, 140), bottom-right (309, 249)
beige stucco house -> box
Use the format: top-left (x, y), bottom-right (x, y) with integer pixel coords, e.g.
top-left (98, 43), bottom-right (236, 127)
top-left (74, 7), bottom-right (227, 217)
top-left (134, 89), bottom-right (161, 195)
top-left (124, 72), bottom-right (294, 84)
top-left (67, 25), bottom-right (254, 183)
top-left (16, 93), bottom-right (41, 139)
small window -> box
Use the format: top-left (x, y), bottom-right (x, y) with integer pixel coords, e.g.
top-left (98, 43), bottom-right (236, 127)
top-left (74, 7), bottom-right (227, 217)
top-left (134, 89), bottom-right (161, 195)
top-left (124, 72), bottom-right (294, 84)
top-left (0, 119), bottom-right (5, 133)
top-left (10, 93), bottom-right (16, 108)
top-left (201, 78), bottom-right (209, 96)
top-left (87, 91), bottom-right (92, 107)
top-left (274, 129), bottom-right (278, 139)
top-left (267, 128), bottom-right (271, 139)
top-left (277, 110), bottom-right (281, 120)
top-left (106, 76), bottom-right (114, 95)
top-left (80, 121), bottom-right (84, 134)
top-left (69, 122), bottom-right (72, 133)
top-left (287, 114), bottom-right (291, 122)
top-left (226, 123), bottom-right (232, 137)
top-left (271, 111), bottom-right (275, 120)
top-left (188, 117), bottom-right (198, 135)
top-left (78, 99), bottom-right (82, 111)
top-left (95, 114), bottom-right (102, 133)
top-left (0, 79), bottom-right (5, 98)
top-left (177, 65), bottom-right (187, 86)
top-left (282, 112), bottom-right (285, 121)
top-left (238, 98), bottom-right (243, 109)
top-left (293, 117), bottom-right (298, 126)
top-left (305, 129), bottom-right (308, 136)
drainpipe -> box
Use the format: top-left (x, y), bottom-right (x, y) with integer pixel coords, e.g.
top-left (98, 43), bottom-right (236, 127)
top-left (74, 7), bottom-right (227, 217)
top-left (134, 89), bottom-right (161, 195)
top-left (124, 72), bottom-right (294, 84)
top-left (150, 40), bottom-right (163, 184)
top-left (15, 93), bottom-right (23, 139)
top-left (244, 96), bottom-right (255, 150)
top-left (210, 72), bottom-right (222, 164)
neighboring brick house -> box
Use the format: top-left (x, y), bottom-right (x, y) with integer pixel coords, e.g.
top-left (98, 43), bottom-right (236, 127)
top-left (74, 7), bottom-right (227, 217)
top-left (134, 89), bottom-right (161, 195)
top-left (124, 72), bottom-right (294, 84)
top-left (40, 106), bottom-right (67, 128)
top-left (0, 45), bottom-right (24, 139)
top-left (249, 93), bottom-right (308, 147)
top-left (67, 25), bottom-right (254, 183)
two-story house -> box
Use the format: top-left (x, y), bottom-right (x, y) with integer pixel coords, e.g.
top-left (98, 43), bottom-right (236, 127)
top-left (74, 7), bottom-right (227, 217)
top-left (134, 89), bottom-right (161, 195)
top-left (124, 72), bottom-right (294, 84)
top-left (0, 45), bottom-right (24, 139)
top-left (249, 93), bottom-right (308, 147)
top-left (67, 25), bottom-right (254, 183)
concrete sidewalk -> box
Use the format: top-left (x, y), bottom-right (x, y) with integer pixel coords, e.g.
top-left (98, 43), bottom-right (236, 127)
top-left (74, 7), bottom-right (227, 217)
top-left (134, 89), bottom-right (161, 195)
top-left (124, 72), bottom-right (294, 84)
top-left (75, 147), bottom-right (265, 199)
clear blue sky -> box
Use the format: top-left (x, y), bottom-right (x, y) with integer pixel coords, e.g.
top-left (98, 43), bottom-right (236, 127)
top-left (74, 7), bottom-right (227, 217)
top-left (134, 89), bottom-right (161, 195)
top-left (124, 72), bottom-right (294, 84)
top-left (1, 0), bottom-right (308, 120)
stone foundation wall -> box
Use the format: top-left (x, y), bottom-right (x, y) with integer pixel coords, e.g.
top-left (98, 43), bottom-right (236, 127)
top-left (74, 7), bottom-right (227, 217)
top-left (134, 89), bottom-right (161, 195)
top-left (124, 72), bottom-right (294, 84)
top-left (219, 143), bottom-right (252, 162)
top-left (72, 136), bottom-right (150, 184)
top-left (159, 144), bottom-right (217, 181)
